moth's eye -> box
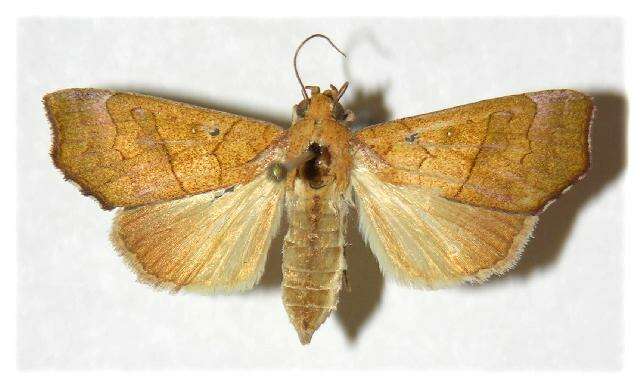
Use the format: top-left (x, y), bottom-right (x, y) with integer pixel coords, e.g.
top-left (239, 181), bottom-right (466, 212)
top-left (267, 162), bottom-right (287, 182)
top-left (296, 100), bottom-right (309, 118)
top-left (331, 103), bottom-right (346, 121)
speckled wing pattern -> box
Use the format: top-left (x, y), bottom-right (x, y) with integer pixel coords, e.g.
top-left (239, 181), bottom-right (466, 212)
top-left (351, 90), bottom-right (592, 287)
top-left (46, 88), bottom-right (284, 209)
top-left (353, 90), bottom-right (592, 213)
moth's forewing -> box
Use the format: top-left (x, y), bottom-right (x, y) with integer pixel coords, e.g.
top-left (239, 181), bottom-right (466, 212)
top-left (112, 164), bottom-right (285, 293)
top-left (353, 90), bottom-right (593, 214)
top-left (45, 88), bottom-right (284, 209)
top-left (350, 90), bottom-right (592, 287)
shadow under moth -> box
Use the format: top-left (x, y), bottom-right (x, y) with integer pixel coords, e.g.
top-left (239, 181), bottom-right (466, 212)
top-left (44, 34), bottom-right (593, 344)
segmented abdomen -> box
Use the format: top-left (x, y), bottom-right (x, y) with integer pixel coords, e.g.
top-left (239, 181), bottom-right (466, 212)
top-left (282, 179), bottom-right (347, 344)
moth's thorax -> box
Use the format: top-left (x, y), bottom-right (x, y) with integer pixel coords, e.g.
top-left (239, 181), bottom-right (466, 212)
top-left (286, 86), bottom-right (353, 192)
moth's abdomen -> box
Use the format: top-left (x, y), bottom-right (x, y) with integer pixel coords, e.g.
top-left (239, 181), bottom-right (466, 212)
top-left (282, 180), bottom-right (347, 344)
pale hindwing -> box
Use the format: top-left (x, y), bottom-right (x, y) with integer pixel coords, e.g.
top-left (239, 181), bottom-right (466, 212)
top-left (351, 159), bottom-right (537, 288)
top-left (112, 173), bottom-right (284, 293)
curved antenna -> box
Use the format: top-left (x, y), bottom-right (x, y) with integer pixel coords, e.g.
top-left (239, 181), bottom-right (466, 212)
top-left (293, 34), bottom-right (347, 101)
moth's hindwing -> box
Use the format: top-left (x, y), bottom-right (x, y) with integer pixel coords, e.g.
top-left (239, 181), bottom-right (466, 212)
top-left (351, 161), bottom-right (537, 288)
top-left (112, 173), bottom-right (285, 292)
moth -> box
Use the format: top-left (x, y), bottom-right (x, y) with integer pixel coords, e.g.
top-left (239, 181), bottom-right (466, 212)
top-left (45, 34), bottom-right (593, 345)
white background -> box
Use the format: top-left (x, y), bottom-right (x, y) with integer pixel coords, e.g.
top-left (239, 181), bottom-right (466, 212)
top-left (17, 18), bottom-right (624, 369)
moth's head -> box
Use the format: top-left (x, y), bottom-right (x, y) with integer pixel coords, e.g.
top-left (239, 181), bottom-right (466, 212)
top-left (293, 83), bottom-right (355, 125)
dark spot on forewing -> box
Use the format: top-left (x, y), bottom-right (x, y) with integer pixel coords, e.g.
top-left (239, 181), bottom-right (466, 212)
top-left (405, 133), bottom-right (418, 143)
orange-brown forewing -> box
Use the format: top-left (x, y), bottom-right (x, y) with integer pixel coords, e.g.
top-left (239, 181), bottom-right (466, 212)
top-left (45, 88), bottom-right (284, 209)
top-left (352, 90), bottom-right (592, 214)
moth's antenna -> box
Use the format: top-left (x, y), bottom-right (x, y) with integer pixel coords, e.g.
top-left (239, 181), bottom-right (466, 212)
top-left (294, 34), bottom-right (347, 101)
